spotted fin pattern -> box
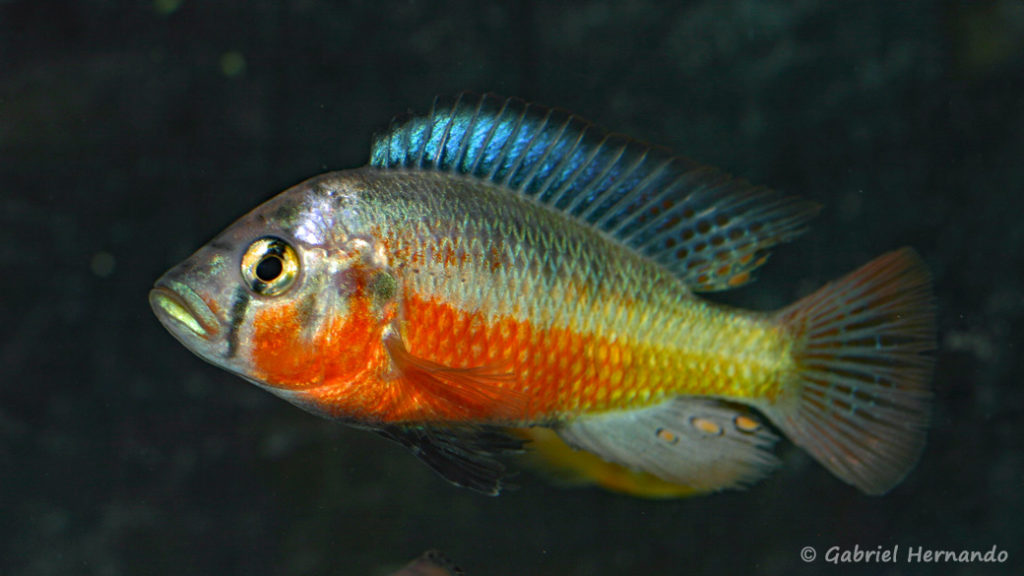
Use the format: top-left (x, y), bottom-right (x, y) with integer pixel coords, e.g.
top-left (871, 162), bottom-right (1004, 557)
top-left (516, 427), bottom-right (703, 498)
top-left (370, 93), bottom-right (820, 291)
top-left (556, 396), bottom-right (779, 493)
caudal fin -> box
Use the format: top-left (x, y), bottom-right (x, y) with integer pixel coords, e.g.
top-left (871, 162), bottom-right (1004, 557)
top-left (764, 248), bottom-right (935, 494)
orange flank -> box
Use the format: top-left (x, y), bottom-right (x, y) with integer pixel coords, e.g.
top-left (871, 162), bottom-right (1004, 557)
top-left (401, 293), bottom-right (638, 422)
top-left (249, 282), bottom-right (524, 423)
top-left (250, 285), bottom-right (747, 426)
top-left (250, 291), bottom-right (384, 393)
top-left (397, 292), bottom-right (787, 423)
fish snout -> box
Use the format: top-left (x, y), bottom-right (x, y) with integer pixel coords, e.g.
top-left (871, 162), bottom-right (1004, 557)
top-left (149, 281), bottom-right (221, 341)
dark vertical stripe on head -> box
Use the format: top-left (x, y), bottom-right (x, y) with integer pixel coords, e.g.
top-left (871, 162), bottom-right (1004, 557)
top-left (226, 287), bottom-right (251, 358)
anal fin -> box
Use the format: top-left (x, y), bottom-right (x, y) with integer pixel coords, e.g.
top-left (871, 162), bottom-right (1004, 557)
top-left (556, 397), bottom-right (780, 494)
top-left (517, 427), bottom-right (702, 498)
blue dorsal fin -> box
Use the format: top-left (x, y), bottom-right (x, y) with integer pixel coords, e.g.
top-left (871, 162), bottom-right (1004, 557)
top-left (370, 93), bottom-right (821, 292)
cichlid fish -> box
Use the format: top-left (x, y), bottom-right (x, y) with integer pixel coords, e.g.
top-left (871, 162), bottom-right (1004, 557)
top-left (150, 94), bottom-right (934, 497)
top-left (388, 550), bottom-right (463, 576)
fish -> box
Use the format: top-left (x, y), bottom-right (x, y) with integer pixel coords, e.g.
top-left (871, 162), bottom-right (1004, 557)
top-left (388, 550), bottom-right (463, 576)
top-left (149, 93), bottom-right (935, 497)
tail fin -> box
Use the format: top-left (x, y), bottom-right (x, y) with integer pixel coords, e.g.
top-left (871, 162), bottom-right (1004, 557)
top-left (764, 248), bottom-right (935, 494)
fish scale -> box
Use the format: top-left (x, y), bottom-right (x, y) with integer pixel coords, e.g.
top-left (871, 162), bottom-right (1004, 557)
top-left (350, 171), bottom-right (787, 418)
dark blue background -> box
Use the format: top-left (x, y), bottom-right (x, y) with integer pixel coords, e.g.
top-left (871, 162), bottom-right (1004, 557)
top-left (2, 1), bottom-right (1020, 574)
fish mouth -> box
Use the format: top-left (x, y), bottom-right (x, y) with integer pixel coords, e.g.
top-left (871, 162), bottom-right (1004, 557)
top-left (149, 281), bottom-right (220, 340)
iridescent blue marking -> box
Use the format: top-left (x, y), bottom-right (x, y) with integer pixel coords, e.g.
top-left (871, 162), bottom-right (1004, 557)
top-left (369, 93), bottom-right (820, 291)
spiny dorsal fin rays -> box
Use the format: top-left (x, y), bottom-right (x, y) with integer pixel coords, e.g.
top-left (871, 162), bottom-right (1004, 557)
top-left (369, 93), bottom-right (820, 292)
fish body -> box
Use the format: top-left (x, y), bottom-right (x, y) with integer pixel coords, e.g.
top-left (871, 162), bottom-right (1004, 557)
top-left (238, 168), bottom-right (788, 421)
top-left (151, 94), bottom-right (934, 496)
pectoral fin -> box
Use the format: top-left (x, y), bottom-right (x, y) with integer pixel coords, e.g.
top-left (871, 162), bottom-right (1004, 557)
top-left (383, 327), bottom-right (526, 421)
top-left (557, 397), bottom-right (779, 494)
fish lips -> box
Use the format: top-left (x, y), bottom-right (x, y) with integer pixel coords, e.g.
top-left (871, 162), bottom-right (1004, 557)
top-left (149, 279), bottom-right (222, 348)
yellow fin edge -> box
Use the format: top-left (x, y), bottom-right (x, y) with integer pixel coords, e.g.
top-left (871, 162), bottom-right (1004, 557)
top-left (515, 428), bottom-right (701, 499)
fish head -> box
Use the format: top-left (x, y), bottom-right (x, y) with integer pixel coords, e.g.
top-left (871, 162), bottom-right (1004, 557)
top-left (149, 173), bottom-right (398, 418)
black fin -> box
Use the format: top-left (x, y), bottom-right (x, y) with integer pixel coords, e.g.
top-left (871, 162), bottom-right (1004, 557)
top-left (376, 425), bottom-right (524, 496)
top-left (370, 93), bottom-right (819, 291)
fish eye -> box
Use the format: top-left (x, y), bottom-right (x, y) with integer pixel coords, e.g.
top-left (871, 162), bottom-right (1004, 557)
top-left (241, 237), bottom-right (300, 296)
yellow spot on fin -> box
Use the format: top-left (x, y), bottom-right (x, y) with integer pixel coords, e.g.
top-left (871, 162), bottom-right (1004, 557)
top-left (689, 417), bottom-right (723, 436)
top-left (524, 398), bottom-right (779, 496)
top-left (655, 427), bottom-right (680, 445)
top-left (734, 415), bottom-right (762, 433)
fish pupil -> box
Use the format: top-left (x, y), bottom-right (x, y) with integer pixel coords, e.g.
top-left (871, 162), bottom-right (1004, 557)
top-left (256, 255), bottom-right (283, 282)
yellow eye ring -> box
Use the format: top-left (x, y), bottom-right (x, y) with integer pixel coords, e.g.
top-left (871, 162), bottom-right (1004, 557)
top-left (241, 237), bottom-right (300, 296)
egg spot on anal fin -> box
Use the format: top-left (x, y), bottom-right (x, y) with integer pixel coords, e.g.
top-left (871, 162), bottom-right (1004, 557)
top-left (734, 414), bottom-right (762, 433)
top-left (689, 416), bottom-right (724, 437)
top-left (655, 427), bottom-right (679, 445)
top-left (558, 397), bottom-right (780, 494)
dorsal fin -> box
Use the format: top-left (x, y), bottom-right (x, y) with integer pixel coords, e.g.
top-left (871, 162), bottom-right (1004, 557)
top-left (370, 93), bottom-right (820, 291)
